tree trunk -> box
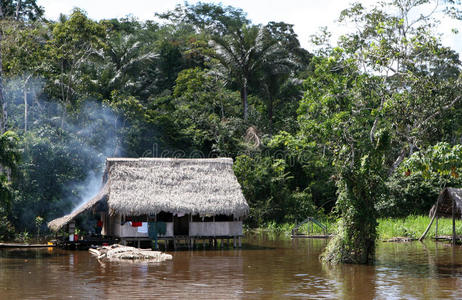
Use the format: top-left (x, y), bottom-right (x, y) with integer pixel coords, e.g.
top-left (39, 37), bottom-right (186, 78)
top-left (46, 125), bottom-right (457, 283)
top-left (24, 88), bottom-right (27, 132)
top-left (0, 26), bottom-right (6, 133)
top-left (241, 78), bottom-right (249, 121)
top-left (15, 0), bottom-right (22, 21)
top-left (24, 75), bottom-right (31, 132)
top-left (268, 94), bottom-right (273, 135)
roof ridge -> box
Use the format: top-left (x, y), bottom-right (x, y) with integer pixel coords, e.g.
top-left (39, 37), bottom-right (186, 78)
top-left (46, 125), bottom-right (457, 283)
top-left (106, 157), bottom-right (233, 163)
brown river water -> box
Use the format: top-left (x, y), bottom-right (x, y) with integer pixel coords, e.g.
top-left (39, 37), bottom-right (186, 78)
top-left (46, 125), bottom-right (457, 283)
top-left (1, 234), bottom-right (462, 299)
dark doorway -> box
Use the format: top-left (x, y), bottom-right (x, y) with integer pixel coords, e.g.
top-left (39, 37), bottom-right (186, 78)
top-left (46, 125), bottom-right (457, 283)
top-left (174, 215), bottom-right (189, 236)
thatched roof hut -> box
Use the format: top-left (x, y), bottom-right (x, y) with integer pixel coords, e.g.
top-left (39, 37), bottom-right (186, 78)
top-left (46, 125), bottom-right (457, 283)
top-left (420, 187), bottom-right (462, 242)
top-left (48, 157), bottom-right (249, 232)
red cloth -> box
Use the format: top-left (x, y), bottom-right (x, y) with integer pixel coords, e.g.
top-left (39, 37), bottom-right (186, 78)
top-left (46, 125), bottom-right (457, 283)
top-left (131, 221), bottom-right (142, 227)
top-left (97, 220), bottom-right (103, 227)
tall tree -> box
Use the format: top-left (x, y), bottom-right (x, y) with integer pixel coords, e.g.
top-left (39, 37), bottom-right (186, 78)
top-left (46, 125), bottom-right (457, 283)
top-left (44, 9), bottom-right (105, 124)
top-left (256, 22), bottom-right (310, 133)
top-left (2, 21), bottom-right (47, 132)
top-left (98, 25), bottom-right (158, 99)
top-left (210, 24), bottom-right (290, 120)
top-left (156, 2), bottom-right (249, 35)
top-left (0, 0), bottom-right (42, 132)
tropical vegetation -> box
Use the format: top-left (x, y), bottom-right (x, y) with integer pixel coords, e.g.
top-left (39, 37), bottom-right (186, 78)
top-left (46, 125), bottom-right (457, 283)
top-left (1, 0), bottom-right (462, 264)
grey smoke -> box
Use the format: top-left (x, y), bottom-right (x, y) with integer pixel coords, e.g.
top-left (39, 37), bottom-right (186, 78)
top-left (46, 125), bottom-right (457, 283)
top-left (4, 75), bottom-right (122, 231)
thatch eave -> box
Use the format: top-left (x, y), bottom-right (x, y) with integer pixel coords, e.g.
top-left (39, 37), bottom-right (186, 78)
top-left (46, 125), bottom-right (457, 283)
top-left (47, 184), bottom-right (108, 232)
top-left (430, 187), bottom-right (462, 218)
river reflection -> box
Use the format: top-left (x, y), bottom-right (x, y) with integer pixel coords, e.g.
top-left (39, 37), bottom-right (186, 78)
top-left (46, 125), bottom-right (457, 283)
top-left (1, 235), bottom-right (462, 299)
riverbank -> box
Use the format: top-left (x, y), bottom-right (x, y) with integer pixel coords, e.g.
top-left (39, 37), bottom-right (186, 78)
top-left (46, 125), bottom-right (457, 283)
top-left (248, 216), bottom-right (462, 241)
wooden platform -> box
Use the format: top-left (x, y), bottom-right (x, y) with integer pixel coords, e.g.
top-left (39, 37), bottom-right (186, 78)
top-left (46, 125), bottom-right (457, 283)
top-left (433, 235), bottom-right (462, 243)
top-left (122, 235), bottom-right (243, 250)
top-left (291, 234), bottom-right (332, 239)
top-left (383, 237), bottom-right (416, 242)
top-left (55, 236), bottom-right (120, 250)
top-left (0, 243), bottom-right (55, 248)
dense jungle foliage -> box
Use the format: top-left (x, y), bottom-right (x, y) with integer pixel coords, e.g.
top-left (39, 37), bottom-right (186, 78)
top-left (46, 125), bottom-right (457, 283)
top-left (1, 0), bottom-right (462, 263)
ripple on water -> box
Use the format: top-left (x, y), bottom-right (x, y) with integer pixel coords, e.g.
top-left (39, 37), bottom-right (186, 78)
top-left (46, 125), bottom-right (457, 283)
top-left (0, 238), bottom-right (462, 299)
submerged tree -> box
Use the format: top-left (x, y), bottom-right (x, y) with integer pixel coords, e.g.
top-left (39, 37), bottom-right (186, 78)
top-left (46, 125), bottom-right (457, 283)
top-left (301, 53), bottom-right (390, 264)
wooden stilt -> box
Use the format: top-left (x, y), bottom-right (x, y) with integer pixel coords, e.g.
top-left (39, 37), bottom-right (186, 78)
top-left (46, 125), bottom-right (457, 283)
top-left (221, 238), bottom-right (224, 248)
top-left (233, 236), bottom-right (236, 248)
top-left (238, 236), bottom-right (242, 248)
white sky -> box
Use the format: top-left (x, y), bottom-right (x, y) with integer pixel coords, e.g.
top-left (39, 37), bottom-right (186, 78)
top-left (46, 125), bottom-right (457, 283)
top-left (36, 0), bottom-right (462, 53)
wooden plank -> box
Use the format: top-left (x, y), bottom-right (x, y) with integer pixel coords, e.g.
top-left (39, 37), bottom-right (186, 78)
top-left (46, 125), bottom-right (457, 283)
top-left (291, 235), bottom-right (332, 239)
top-left (0, 243), bottom-right (55, 248)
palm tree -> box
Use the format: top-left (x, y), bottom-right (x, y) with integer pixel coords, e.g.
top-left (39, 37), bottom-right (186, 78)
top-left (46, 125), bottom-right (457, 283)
top-left (210, 24), bottom-right (285, 121)
top-left (99, 32), bottom-right (158, 99)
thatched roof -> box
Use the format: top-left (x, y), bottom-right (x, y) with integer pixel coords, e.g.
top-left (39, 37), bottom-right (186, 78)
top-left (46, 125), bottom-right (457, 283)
top-left (48, 158), bottom-right (249, 231)
top-left (430, 187), bottom-right (462, 218)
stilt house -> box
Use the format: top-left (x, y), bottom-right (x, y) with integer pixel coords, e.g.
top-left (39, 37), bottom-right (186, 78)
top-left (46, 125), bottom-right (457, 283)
top-left (48, 158), bottom-right (249, 248)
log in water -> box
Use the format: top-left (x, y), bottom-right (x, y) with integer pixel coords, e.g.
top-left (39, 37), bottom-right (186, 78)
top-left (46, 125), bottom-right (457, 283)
top-left (89, 244), bottom-right (172, 262)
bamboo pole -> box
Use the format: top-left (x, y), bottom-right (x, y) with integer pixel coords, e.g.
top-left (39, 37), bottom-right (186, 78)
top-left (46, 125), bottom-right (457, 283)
top-left (419, 202), bottom-right (439, 241)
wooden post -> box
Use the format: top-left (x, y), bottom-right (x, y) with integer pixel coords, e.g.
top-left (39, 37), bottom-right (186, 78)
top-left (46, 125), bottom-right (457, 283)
top-left (68, 222), bottom-right (75, 241)
top-left (238, 236), bottom-right (242, 248)
top-left (233, 236), bottom-right (236, 248)
top-left (453, 197), bottom-right (456, 245)
top-left (435, 215), bottom-right (439, 239)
